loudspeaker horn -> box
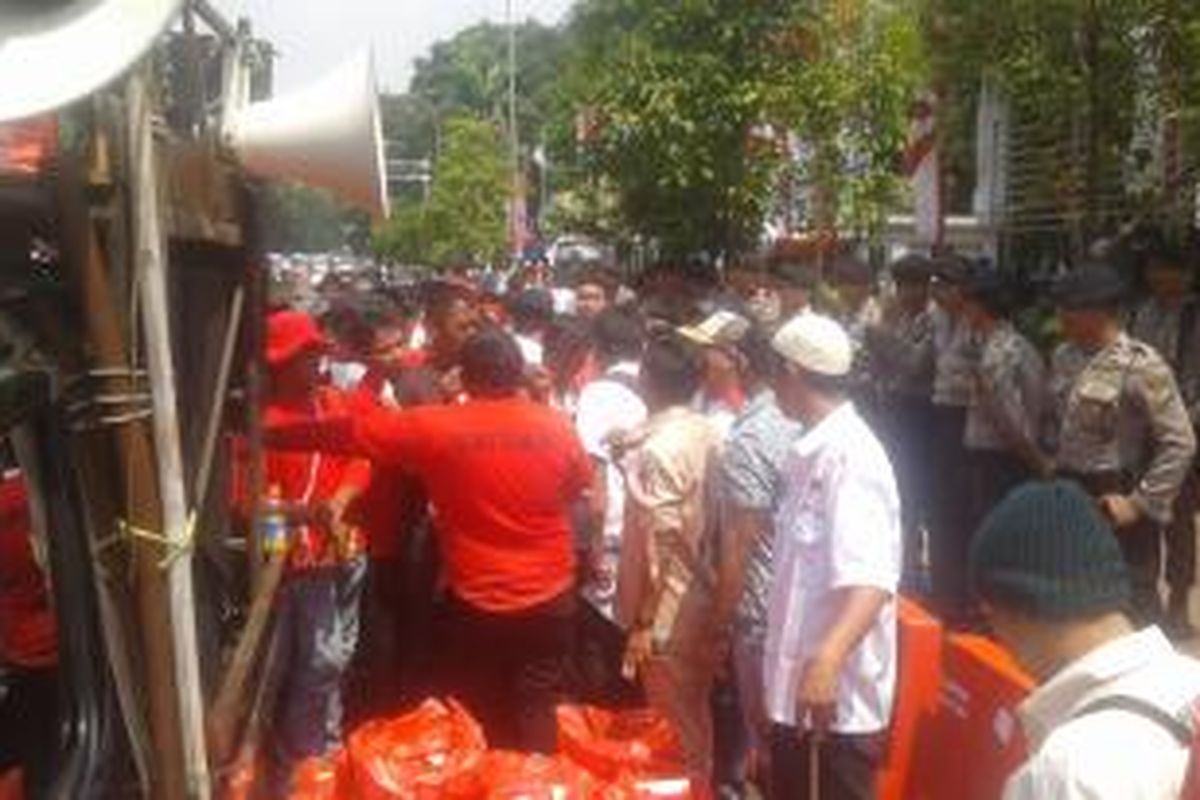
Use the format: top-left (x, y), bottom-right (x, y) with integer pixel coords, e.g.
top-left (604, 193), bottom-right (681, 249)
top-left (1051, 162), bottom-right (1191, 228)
top-left (226, 50), bottom-right (391, 221)
top-left (0, 0), bottom-right (182, 122)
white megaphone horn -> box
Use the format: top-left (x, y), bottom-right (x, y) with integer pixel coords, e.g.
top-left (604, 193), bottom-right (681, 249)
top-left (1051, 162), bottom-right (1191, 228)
top-left (0, 0), bottom-right (183, 121)
top-left (225, 50), bottom-right (391, 221)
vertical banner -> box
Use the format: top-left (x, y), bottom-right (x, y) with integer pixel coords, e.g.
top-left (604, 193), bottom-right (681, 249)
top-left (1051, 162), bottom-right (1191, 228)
top-left (905, 95), bottom-right (942, 248)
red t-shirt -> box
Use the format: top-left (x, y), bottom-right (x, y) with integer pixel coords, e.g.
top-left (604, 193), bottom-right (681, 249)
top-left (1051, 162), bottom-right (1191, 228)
top-left (350, 398), bottom-right (592, 613)
top-left (341, 366), bottom-right (422, 561)
top-left (0, 474), bottom-right (57, 668)
top-left (261, 389), bottom-right (372, 571)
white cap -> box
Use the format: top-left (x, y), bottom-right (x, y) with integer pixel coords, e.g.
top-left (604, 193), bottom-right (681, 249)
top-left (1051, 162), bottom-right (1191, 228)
top-left (771, 313), bottom-right (853, 377)
top-left (677, 310), bottom-right (751, 348)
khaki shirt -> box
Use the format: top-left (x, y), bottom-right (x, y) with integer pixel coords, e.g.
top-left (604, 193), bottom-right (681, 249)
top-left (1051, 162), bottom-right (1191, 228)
top-left (1050, 333), bottom-right (1196, 522)
top-left (1127, 296), bottom-right (1200, 418)
top-left (616, 407), bottom-right (721, 646)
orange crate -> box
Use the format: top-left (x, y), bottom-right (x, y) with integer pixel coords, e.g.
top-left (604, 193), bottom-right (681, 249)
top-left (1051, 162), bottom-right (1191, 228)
top-left (913, 633), bottom-right (1034, 800)
top-left (878, 597), bottom-right (944, 800)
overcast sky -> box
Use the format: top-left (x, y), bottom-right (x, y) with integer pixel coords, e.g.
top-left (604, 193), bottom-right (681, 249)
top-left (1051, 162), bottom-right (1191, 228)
top-left (210, 0), bottom-right (576, 94)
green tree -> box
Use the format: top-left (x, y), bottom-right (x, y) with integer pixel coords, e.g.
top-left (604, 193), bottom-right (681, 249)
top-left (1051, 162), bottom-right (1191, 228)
top-left (371, 201), bottom-right (431, 265)
top-left (770, 2), bottom-right (928, 242)
top-left (562, 0), bottom-right (798, 259)
top-left (380, 21), bottom-right (570, 227)
top-left (409, 21), bottom-right (567, 150)
top-left (927, 0), bottom-right (1200, 254)
top-left (259, 182), bottom-right (370, 254)
top-left (373, 115), bottom-right (509, 267)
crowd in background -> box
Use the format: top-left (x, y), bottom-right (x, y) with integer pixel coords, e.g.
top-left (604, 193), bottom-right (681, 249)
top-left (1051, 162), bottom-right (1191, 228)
top-left (254, 227), bottom-right (1200, 798)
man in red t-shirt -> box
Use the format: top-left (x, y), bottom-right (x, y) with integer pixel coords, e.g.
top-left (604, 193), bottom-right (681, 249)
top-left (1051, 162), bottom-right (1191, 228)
top-left (267, 328), bottom-right (592, 752)
top-left (259, 310), bottom-right (371, 792)
top-left (344, 280), bottom-right (479, 719)
top-left (0, 470), bottom-right (58, 798)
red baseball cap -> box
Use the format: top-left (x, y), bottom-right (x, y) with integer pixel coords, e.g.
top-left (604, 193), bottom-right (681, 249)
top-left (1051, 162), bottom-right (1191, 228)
top-left (266, 310), bottom-right (329, 367)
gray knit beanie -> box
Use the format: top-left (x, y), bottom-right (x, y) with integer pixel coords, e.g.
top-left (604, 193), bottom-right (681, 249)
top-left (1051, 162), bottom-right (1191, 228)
top-left (969, 480), bottom-right (1132, 620)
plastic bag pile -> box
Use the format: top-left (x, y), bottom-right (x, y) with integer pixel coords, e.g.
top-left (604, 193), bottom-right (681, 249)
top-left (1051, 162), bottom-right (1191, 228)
top-left (223, 699), bottom-right (697, 799)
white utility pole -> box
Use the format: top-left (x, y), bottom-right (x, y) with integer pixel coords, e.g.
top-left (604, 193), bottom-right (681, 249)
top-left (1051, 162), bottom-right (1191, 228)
top-left (507, 0), bottom-right (521, 260)
top-left (128, 67), bottom-right (211, 800)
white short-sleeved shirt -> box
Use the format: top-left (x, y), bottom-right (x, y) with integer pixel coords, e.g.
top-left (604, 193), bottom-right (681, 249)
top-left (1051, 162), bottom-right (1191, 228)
top-left (1004, 627), bottom-right (1200, 800)
top-left (764, 401), bottom-right (902, 733)
top-left (575, 362), bottom-right (648, 620)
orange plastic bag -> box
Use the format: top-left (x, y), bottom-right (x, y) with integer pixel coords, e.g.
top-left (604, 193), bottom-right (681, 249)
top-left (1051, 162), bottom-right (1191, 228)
top-left (221, 757), bottom-right (256, 800)
top-left (221, 750), bottom-right (353, 800)
top-left (595, 776), bottom-right (696, 800)
top-left (555, 706), bottom-right (683, 782)
top-left (292, 751), bottom-right (349, 800)
top-left (348, 698), bottom-right (488, 800)
top-left (470, 751), bottom-right (598, 799)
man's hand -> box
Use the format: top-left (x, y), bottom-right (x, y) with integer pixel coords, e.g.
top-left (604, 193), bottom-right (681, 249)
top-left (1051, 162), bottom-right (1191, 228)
top-left (795, 653), bottom-right (841, 733)
top-left (622, 627), bottom-right (653, 682)
top-left (1099, 494), bottom-right (1142, 529)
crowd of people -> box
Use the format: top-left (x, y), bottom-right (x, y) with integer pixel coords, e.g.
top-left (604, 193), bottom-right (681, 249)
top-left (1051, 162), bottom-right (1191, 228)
top-left (254, 233), bottom-right (1200, 799)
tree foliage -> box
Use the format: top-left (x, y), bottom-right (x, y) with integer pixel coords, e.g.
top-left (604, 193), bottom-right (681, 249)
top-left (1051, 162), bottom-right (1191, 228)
top-left (259, 183), bottom-right (369, 254)
top-left (770, 1), bottom-right (928, 241)
top-left (409, 21), bottom-right (568, 152)
top-left (928, 0), bottom-right (1200, 249)
top-left (562, 0), bottom-right (797, 258)
top-left (557, 0), bottom-right (929, 257)
top-left (373, 115), bottom-right (509, 266)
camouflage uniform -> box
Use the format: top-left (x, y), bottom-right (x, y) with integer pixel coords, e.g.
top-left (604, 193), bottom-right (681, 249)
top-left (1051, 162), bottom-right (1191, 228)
top-left (1127, 297), bottom-right (1200, 622)
top-left (927, 308), bottom-right (983, 622)
top-left (868, 302), bottom-right (936, 578)
top-left (871, 303), bottom-right (935, 401)
top-left (966, 322), bottom-right (1046, 457)
top-left (1050, 332), bottom-right (1197, 624)
top-left (837, 296), bottom-right (884, 411)
top-left (965, 322), bottom-right (1047, 529)
top-left (1127, 298), bottom-right (1200, 412)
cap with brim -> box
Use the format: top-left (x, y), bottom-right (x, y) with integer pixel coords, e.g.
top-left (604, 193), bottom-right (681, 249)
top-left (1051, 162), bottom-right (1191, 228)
top-left (771, 313), bottom-right (852, 377)
top-left (678, 310), bottom-right (751, 348)
top-left (1050, 263), bottom-right (1126, 310)
top-left (266, 310), bottom-right (329, 367)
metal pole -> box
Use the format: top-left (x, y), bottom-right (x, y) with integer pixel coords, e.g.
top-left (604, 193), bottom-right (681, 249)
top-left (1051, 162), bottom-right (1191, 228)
top-left (127, 69), bottom-right (212, 800)
top-left (507, 0), bottom-right (520, 261)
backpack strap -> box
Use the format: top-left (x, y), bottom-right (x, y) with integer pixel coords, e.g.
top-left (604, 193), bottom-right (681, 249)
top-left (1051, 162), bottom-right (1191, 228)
top-left (1073, 695), bottom-right (1193, 746)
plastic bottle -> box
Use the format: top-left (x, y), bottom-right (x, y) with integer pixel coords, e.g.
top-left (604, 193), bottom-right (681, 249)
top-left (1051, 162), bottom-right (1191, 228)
top-left (260, 483), bottom-right (289, 556)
